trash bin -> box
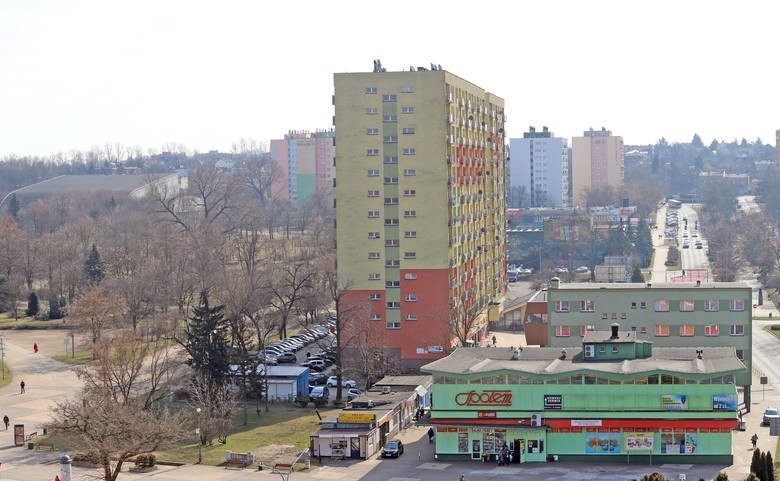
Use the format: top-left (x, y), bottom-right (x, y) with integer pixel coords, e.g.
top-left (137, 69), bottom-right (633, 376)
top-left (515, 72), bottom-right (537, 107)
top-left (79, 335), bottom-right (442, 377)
top-left (27, 442), bottom-right (34, 450)
top-left (739, 421), bottom-right (746, 431)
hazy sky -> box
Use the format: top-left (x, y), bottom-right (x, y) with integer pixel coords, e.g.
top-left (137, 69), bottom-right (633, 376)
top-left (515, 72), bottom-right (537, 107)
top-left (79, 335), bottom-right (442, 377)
top-left (1, 0), bottom-right (778, 157)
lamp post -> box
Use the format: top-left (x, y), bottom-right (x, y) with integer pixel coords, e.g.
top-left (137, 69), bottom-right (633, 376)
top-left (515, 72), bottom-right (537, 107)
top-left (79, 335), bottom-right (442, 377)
top-left (196, 407), bottom-right (202, 464)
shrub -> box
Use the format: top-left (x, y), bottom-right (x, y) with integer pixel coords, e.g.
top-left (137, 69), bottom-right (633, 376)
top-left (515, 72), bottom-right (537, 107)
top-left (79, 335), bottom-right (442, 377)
top-left (25, 292), bottom-right (39, 317)
top-left (134, 453), bottom-right (156, 468)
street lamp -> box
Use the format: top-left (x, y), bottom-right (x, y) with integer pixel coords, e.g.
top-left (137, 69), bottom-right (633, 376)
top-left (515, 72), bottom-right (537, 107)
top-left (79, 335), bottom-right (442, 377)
top-left (196, 407), bottom-right (202, 464)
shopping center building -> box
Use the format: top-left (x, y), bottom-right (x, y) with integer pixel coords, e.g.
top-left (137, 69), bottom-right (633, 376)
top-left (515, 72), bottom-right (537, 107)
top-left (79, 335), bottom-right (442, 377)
top-left (421, 324), bottom-right (742, 464)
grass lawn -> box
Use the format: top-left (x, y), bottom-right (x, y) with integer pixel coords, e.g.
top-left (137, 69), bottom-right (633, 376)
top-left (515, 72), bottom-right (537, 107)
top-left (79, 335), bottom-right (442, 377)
top-left (0, 362), bottom-right (11, 389)
top-left (765, 325), bottom-right (780, 339)
top-left (157, 404), bottom-right (335, 466)
top-left (0, 315), bottom-right (65, 330)
top-left (52, 348), bottom-right (94, 365)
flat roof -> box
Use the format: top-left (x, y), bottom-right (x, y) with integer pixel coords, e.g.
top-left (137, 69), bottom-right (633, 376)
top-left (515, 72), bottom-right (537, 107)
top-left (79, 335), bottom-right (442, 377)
top-left (548, 281), bottom-right (749, 290)
top-left (374, 375), bottom-right (432, 388)
top-left (421, 346), bottom-right (744, 377)
top-left (582, 330), bottom-right (641, 344)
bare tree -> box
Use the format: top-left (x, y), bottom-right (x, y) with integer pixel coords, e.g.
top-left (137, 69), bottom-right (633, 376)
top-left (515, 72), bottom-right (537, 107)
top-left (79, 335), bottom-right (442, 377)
top-left (267, 248), bottom-right (315, 339)
top-left (68, 287), bottom-right (125, 358)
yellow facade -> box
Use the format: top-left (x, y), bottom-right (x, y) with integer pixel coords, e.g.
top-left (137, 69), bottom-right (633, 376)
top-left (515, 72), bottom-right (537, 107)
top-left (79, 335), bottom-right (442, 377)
top-left (571, 128), bottom-right (624, 206)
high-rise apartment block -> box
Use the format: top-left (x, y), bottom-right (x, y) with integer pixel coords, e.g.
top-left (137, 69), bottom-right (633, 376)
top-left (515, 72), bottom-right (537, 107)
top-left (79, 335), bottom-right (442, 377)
top-left (571, 127), bottom-right (624, 206)
top-left (333, 67), bottom-right (506, 371)
top-left (509, 126), bottom-right (569, 208)
top-left (270, 129), bottom-right (335, 204)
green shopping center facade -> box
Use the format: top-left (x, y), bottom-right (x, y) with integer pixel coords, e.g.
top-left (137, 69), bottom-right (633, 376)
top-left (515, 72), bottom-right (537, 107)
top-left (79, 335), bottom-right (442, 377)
top-left (421, 325), bottom-right (742, 464)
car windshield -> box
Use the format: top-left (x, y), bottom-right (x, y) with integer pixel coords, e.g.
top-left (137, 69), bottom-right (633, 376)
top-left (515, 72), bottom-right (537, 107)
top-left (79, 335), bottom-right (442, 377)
top-left (767, 409), bottom-right (778, 415)
top-left (386, 441), bottom-right (398, 448)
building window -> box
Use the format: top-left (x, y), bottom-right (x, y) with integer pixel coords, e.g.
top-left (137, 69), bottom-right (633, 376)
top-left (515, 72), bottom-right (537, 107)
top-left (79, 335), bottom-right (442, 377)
top-left (401, 86), bottom-right (414, 93)
top-left (403, 169), bottom-right (416, 176)
top-left (404, 272), bottom-right (418, 280)
top-left (736, 349), bottom-right (744, 361)
top-left (370, 314), bottom-right (382, 321)
top-left (384, 177), bottom-right (399, 184)
top-left (655, 325), bottom-right (670, 337)
top-left (580, 300), bottom-right (595, 312)
top-left (640, 302), bottom-right (647, 309)
top-left (402, 127), bottom-right (415, 134)
top-left (382, 94), bottom-right (397, 102)
top-left (730, 324), bottom-right (744, 336)
top-left (404, 231), bottom-right (416, 238)
top-left (365, 87), bottom-right (377, 94)
top-left (384, 197), bottom-right (398, 205)
top-left (403, 210), bottom-right (416, 217)
top-left (366, 107), bottom-right (378, 114)
top-left (384, 156), bottom-right (398, 164)
top-left (385, 260), bottom-right (400, 267)
top-left (729, 299), bottom-right (745, 311)
top-left (403, 148), bottom-right (416, 155)
top-left (369, 293), bottom-right (381, 301)
top-left (368, 210), bottom-right (380, 218)
top-left (367, 169), bottom-right (380, 176)
top-left (640, 327), bottom-right (648, 334)
top-left (554, 301), bottom-right (570, 313)
top-left (401, 106), bottom-right (415, 114)
top-left (598, 345), bottom-right (606, 353)
top-left (679, 299), bottom-right (694, 312)
top-left (386, 281), bottom-right (400, 288)
top-left (554, 326), bottom-right (570, 337)
top-left (382, 114), bottom-right (397, 122)
top-left (611, 345), bottom-right (619, 353)
top-left (405, 314), bottom-right (418, 321)
top-left (404, 252), bottom-right (416, 259)
top-left (368, 190), bottom-right (380, 198)
top-left (704, 299), bottom-right (720, 312)
top-left (405, 294), bottom-right (417, 302)
top-left (368, 232), bottom-right (380, 239)
top-left (387, 301), bottom-right (401, 309)
top-left (368, 252), bottom-right (380, 259)
top-left (367, 149), bottom-right (379, 156)
top-left (387, 321), bottom-right (401, 329)
top-left (384, 218), bottom-right (399, 226)
top-left (383, 136), bottom-right (398, 143)
top-left (705, 325), bottom-right (720, 336)
top-left (385, 239), bottom-right (399, 246)
top-left (403, 189), bottom-right (416, 196)
top-left (631, 302), bottom-right (637, 309)
top-left (366, 128), bottom-right (379, 135)
top-left (679, 325), bottom-right (694, 336)
top-left (368, 273), bottom-right (380, 280)
top-left (654, 300), bottom-right (669, 312)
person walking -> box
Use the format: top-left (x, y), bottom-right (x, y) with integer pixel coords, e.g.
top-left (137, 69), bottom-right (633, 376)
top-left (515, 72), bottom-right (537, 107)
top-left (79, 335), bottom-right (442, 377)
top-left (751, 433), bottom-right (758, 449)
top-left (492, 335), bottom-right (497, 346)
top-left (20, 380), bottom-right (25, 394)
top-left (427, 427), bottom-right (434, 443)
top-left (3, 415), bottom-right (8, 429)
top-left (33, 342), bottom-right (38, 353)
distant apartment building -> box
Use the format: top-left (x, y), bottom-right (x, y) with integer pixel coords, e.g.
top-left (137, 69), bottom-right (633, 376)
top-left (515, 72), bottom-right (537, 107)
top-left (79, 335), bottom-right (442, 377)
top-left (509, 126), bottom-right (569, 208)
top-left (571, 127), bottom-right (624, 206)
top-left (270, 129), bottom-right (335, 204)
top-left (333, 65), bottom-right (507, 371)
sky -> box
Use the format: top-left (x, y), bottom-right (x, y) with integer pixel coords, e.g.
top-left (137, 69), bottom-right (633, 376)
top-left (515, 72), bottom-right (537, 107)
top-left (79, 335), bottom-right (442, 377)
top-left (1, 0), bottom-right (779, 157)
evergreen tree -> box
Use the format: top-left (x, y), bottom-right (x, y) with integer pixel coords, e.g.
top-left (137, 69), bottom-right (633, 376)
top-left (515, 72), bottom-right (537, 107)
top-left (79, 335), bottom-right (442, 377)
top-left (760, 451), bottom-right (768, 481)
top-left (8, 193), bottom-right (19, 220)
top-left (713, 472), bottom-right (729, 481)
top-left (178, 291), bottom-right (230, 385)
top-left (767, 451), bottom-right (775, 481)
top-left (0, 277), bottom-right (9, 312)
top-left (631, 265), bottom-right (644, 283)
top-left (84, 244), bottom-right (105, 284)
top-left (48, 294), bottom-right (63, 320)
top-left (25, 292), bottom-right (39, 317)
top-left (751, 448), bottom-right (762, 480)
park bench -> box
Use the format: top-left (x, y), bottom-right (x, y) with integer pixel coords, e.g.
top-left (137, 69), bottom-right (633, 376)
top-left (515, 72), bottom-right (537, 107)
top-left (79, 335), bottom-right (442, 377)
top-left (225, 458), bottom-right (248, 469)
top-left (224, 450), bottom-right (254, 470)
top-left (272, 463), bottom-right (293, 474)
top-left (36, 441), bottom-right (55, 451)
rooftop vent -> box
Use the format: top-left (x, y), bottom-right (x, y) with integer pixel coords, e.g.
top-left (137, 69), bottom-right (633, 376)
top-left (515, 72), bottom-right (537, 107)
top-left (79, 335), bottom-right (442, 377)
top-left (696, 349), bottom-right (703, 360)
top-left (560, 348), bottom-right (567, 360)
top-left (646, 282), bottom-right (652, 288)
top-left (382, 386), bottom-right (391, 394)
top-left (696, 280), bottom-right (701, 287)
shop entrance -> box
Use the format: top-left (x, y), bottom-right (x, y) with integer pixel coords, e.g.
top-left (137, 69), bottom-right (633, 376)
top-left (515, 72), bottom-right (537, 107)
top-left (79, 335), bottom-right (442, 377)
top-left (512, 439), bottom-right (525, 463)
top-left (350, 437), bottom-right (361, 458)
top-left (471, 439), bottom-right (481, 460)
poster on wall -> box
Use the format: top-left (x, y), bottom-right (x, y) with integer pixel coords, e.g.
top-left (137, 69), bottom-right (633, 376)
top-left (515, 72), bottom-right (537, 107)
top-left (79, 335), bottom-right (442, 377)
top-left (482, 432), bottom-right (495, 453)
top-left (712, 394), bottom-right (738, 411)
top-left (585, 434), bottom-right (621, 454)
top-left (624, 433), bottom-right (654, 451)
top-left (458, 432), bottom-right (469, 453)
top-left (660, 433), bottom-right (697, 454)
top-left (661, 394), bottom-right (688, 410)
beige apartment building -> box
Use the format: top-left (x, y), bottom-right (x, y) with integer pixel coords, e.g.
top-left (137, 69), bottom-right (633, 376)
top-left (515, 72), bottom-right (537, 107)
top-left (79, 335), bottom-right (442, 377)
top-left (571, 127), bottom-right (624, 206)
top-left (333, 66), bottom-right (506, 371)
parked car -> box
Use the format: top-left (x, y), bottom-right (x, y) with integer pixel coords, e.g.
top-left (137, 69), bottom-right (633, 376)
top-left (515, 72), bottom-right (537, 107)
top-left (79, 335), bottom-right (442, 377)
top-left (346, 388), bottom-right (362, 401)
top-left (382, 440), bottom-right (404, 458)
top-left (309, 386), bottom-right (329, 403)
top-left (574, 266), bottom-right (589, 273)
top-left (327, 376), bottom-right (356, 388)
top-left (554, 266), bottom-right (568, 274)
top-left (303, 359), bottom-right (327, 371)
top-left (762, 407), bottom-right (779, 426)
top-left (276, 352), bottom-right (297, 363)
top-left (257, 354), bottom-right (278, 365)
top-left (309, 373), bottom-right (328, 385)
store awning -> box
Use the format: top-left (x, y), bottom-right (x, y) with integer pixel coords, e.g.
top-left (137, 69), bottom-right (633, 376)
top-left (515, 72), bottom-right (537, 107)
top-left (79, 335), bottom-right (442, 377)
top-left (430, 418), bottom-right (737, 430)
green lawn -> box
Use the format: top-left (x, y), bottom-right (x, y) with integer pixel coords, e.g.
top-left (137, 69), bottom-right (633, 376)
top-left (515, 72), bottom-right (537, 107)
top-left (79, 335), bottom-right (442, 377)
top-left (0, 315), bottom-right (65, 330)
top-left (157, 404), bottom-right (335, 466)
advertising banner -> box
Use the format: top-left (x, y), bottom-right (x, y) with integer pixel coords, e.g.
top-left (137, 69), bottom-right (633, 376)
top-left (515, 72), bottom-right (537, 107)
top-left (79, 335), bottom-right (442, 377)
top-left (624, 433), bottom-right (654, 451)
top-left (712, 394), bottom-right (738, 411)
top-left (661, 394), bottom-right (688, 410)
top-left (585, 433), bottom-right (621, 454)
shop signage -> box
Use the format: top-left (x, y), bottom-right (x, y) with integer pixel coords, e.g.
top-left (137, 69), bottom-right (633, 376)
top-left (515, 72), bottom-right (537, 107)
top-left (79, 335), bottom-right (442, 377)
top-left (544, 394), bottom-right (562, 410)
top-left (571, 419), bottom-right (602, 427)
top-left (712, 394), bottom-right (738, 411)
top-left (624, 433), bottom-right (654, 451)
top-left (477, 411), bottom-right (497, 418)
top-left (661, 394), bottom-right (688, 411)
top-left (338, 413), bottom-right (376, 424)
top-left (455, 390), bottom-right (512, 407)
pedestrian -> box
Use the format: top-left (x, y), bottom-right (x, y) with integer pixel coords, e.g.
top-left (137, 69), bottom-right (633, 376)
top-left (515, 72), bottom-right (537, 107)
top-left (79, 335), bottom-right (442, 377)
top-left (2, 414), bottom-right (8, 429)
top-left (20, 380), bottom-right (25, 394)
top-left (33, 342), bottom-right (38, 353)
top-left (427, 427), bottom-right (434, 443)
top-left (751, 433), bottom-right (758, 449)
top-left (492, 335), bottom-right (497, 346)
top-left (459, 475), bottom-right (466, 481)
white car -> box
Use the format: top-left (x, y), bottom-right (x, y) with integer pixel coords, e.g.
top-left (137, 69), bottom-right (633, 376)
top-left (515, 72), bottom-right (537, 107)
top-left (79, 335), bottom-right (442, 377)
top-left (327, 376), bottom-right (357, 388)
top-left (346, 388), bottom-right (362, 401)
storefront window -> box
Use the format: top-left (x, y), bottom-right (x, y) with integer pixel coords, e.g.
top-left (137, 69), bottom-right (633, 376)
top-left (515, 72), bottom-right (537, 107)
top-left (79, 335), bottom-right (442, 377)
top-left (494, 375), bottom-right (506, 384)
top-left (527, 439), bottom-right (544, 454)
top-left (661, 433), bottom-right (697, 454)
top-left (507, 374), bottom-right (519, 384)
top-left (570, 374), bottom-right (582, 384)
top-left (584, 375), bottom-right (596, 384)
top-left (647, 374), bottom-right (659, 384)
top-left (481, 376), bottom-right (495, 384)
